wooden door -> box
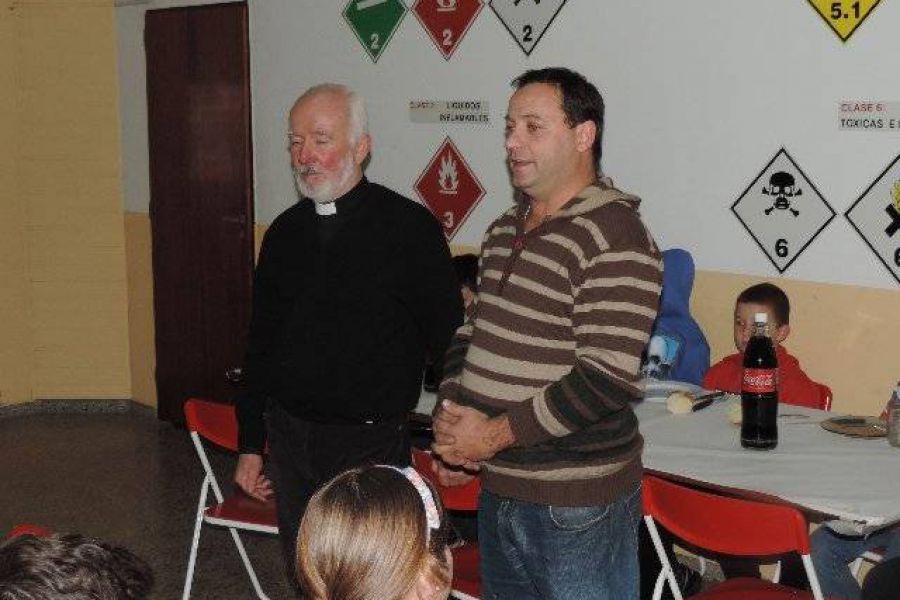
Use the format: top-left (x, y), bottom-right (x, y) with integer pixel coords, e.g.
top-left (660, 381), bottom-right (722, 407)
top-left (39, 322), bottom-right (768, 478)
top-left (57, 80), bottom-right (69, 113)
top-left (145, 2), bottom-right (253, 423)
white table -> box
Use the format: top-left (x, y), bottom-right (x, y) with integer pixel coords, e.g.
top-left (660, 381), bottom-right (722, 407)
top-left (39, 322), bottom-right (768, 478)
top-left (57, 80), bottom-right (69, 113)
top-left (415, 389), bottom-right (900, 533)
top-left (635, 400), bottom-right (900, 534)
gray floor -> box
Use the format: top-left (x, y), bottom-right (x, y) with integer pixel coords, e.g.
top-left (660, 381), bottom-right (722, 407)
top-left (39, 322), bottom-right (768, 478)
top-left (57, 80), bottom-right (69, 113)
top-left (0, 404), bottom-right (294, 599)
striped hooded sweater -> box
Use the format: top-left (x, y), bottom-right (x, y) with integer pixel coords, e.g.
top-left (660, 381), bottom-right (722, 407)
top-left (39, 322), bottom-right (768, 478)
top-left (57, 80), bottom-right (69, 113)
top-left (439, 179), bottom-right (662, 507)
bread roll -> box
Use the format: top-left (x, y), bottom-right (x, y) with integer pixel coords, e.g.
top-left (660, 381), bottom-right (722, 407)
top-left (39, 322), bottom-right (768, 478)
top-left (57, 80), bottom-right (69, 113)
top-left (666, 391), bottom-right (695, 415)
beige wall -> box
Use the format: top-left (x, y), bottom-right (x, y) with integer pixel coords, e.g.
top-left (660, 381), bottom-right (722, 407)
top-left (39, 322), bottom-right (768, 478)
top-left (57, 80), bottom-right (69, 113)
top-left (0, 0), bottom-right (130, 405)
top-left (122, 216), bottom-right (899, 416)
top-left (124, 213), bottom-right (155, 407)
top-left (694, 272), bottom-right (899, 416)
top-left (0, 0), bottom-right (31, 405)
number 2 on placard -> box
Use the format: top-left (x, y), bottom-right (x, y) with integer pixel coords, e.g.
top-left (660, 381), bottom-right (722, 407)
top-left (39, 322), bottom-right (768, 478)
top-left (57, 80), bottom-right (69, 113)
top-left (522, 24), bottom-right (533, 42)
top-left (370, 33), bottom-right (380, 50)
top-left (442, 29), bottom-right (453, 47)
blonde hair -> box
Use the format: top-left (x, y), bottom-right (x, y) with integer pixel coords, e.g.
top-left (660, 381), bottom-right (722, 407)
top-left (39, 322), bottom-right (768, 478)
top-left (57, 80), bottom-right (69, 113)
top-left (296, 466), bottom-right (452, 600)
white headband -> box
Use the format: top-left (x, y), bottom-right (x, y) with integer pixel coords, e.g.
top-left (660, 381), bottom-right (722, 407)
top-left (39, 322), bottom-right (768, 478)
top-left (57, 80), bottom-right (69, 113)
top-left (380, 466), bottom-right (441, 541)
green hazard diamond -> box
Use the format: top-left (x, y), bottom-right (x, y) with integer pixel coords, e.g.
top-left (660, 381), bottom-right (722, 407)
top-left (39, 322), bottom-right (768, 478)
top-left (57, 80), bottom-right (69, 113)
top-left (343, 0), bottom-right (407, 63)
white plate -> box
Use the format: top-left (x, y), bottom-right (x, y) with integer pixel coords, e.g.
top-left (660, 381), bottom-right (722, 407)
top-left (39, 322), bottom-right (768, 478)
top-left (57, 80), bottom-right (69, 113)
top-left (640, 379), bottom-right (710, 402)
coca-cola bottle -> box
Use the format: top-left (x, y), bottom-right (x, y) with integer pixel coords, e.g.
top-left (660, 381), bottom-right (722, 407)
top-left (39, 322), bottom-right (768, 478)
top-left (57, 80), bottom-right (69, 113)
top-left (741, 312), bottom-right (778, 449)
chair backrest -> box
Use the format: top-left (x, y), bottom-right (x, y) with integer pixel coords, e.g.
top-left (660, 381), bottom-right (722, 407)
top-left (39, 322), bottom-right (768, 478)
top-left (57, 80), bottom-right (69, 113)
top-left (642, 475), bottom-right (811, 557)
top-left (184, 398), bottom-right (239, 452)
top-left (411, 448), bottom-right (480, 512)
top-left (815, 382), bottom-right (832, 412)
top-left (5, 524), bottom-right (52, 540)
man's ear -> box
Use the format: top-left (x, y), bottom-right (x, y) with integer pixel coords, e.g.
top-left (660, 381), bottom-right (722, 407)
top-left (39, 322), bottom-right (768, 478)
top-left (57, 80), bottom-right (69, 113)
top-left (773, 323), bottom-right (790, 345)
top-left (573, 120), bottom-right (596, 154)
top-left (354, 133), bottom-right (371, 166)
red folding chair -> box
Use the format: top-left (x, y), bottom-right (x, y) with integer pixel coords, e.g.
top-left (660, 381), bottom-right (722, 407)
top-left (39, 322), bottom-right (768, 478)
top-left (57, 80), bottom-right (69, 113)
top-left (643, 474), bottom-right (827, 600)
top-left (183, 398), bottom-right (278, 600)
top-left (412, 448), bottom-right (481, 600)
top-left (815, 382), bottom-right (833, 412)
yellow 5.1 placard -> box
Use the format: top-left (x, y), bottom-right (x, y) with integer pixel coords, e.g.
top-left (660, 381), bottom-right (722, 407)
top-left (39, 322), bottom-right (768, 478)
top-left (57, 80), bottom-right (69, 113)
top-left (807, 0), bottom-right (881, 42)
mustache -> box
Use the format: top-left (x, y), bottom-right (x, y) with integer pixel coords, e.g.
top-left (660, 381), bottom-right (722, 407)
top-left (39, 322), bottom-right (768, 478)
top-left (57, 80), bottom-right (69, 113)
top-left (293, 165), bottom-right (320, 177)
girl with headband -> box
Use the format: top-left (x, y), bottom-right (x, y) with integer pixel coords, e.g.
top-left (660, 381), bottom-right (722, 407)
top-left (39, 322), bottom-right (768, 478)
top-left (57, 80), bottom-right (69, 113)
top-left (296, 465), bottom-right (453, 600)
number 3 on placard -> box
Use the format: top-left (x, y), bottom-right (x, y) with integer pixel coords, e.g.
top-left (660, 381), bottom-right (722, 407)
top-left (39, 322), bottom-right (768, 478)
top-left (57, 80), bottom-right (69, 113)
top-left (830, 1), bottom-right (861, 20)
top-left (443, 211), bottom-right (454, 230)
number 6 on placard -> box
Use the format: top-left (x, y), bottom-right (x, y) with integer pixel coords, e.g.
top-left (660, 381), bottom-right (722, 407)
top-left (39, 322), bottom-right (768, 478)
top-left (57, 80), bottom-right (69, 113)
top-left (775, 238), bottom-right (789, 258)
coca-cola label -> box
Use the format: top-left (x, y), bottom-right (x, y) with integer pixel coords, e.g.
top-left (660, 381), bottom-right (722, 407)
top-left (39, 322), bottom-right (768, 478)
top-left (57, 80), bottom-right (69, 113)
top-left (743, 368), bottom-right (777, 393)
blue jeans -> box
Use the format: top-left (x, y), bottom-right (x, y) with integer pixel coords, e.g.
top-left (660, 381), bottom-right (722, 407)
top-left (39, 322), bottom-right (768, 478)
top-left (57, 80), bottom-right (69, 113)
top-left (810, 525), bottom-right (900, 600)
top-left (478, 485), bottom-right (642, 600)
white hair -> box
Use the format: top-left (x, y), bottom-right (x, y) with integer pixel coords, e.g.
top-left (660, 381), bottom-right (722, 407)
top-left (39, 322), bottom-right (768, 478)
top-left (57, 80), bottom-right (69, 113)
top-left (297, 83), bottom-right (368, 145)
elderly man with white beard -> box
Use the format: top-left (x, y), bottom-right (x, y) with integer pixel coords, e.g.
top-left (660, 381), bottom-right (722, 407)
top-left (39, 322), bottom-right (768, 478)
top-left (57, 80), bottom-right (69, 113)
top-left (233, 83), bottom-right (462, 566)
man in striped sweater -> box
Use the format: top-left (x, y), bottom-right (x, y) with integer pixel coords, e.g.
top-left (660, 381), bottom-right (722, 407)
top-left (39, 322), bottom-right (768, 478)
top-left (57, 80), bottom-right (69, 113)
top-left (433, 68), bottom-right (662, 599)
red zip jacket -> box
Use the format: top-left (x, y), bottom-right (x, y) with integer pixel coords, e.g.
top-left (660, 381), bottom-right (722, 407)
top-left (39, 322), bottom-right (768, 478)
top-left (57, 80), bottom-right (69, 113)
top-left (702, 346), bottom-right (823, 409)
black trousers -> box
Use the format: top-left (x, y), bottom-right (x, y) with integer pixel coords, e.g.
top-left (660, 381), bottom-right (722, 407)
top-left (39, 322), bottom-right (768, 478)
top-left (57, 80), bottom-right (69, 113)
top-left (265, 403), bottom-right (410, 566)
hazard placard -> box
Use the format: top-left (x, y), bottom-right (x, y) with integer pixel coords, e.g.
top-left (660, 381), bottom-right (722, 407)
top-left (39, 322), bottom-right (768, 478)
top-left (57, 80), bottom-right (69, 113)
top-left (731, 148), bottom-right (836, 273)
top-left (807, 0), bottom-right (881, 42)
top-left (489, 0), bottom-right (568, 56)
top-left (412, 0), bottom-right (484, 60)
top-left (845, 154), bottom-right (900, 285)
top-left (414, 137), bottom-right (485, 239)
top-left (343, 0), bottom-right (408, 63)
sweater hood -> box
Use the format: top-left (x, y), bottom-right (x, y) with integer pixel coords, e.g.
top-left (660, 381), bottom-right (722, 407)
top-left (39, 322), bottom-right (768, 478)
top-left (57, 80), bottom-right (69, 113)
top-left (659, 249), bottom-right (694, 318)
top-left (558, 176), bottom-right (642, 219)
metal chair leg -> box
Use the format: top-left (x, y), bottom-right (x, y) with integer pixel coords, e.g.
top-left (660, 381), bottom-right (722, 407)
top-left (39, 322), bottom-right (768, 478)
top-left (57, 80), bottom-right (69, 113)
top-left (228, 526), bottom-right (270, 600)
top-left (182, 477), bottom-right (210, 600)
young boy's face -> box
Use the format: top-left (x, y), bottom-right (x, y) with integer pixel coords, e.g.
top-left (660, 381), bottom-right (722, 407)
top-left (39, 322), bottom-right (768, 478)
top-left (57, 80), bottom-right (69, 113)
top-left (733, 301), bottom-right (789, 354)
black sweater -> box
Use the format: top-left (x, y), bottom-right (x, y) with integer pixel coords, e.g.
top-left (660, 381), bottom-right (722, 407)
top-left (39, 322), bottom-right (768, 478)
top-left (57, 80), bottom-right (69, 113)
top-left (236, 179), bottom-right (463, 452)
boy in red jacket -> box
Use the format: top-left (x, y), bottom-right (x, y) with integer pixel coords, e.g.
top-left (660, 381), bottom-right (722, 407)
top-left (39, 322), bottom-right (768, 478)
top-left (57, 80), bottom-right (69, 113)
top-left (703, 282), bottom-right (823, 409)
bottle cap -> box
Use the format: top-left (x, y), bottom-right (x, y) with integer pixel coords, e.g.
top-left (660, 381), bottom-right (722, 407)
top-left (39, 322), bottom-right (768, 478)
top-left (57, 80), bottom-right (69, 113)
top-left (753, 312), bottom-right (768, 323)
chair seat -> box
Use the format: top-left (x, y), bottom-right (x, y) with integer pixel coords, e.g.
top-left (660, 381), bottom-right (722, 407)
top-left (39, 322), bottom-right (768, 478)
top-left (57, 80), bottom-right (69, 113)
top-left (204, 492), bottom-right (278, 534)
top-left (692, 577), bottom-right (823, 600)
top-left (451, 543), bottom-right (481, 598)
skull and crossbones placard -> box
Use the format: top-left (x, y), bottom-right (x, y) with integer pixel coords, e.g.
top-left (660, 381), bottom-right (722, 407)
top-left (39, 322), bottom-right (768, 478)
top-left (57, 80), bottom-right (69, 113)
top-left (732, 148), bottom-right (836, 273)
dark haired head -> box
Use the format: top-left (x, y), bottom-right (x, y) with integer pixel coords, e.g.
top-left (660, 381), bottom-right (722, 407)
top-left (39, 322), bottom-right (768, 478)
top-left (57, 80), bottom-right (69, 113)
top-left (511, 67), bottom-right (605, 172)
top-left (0, 534), bottom-right (154, 600)
top-left (452, 254), bottom-right (479, 293)
top-left (737, 282), bottom-right (790, 326)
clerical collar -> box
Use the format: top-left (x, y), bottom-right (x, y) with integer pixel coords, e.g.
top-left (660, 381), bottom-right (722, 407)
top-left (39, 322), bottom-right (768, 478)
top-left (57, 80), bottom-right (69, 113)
top-left (314, 201), bottom-right (337, 216)
top-left (311, 177), bottom-right (367, 217)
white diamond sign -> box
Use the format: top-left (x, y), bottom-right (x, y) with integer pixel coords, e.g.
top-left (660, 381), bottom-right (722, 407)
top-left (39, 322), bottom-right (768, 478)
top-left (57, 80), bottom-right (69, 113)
top-left (732, 148), bottom-right (836, 273)
top-left (489, 0), bottom-right (568, 56)
top-left (845, 153), bottom-right (900, 285)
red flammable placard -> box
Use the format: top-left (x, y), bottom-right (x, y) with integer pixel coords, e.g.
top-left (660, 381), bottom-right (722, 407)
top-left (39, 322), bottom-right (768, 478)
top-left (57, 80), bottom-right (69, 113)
top-left (415, 137), bottom-right (485, 239)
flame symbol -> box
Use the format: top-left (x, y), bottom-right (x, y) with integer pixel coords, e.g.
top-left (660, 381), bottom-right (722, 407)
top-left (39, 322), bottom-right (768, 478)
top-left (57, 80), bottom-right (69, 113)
top-left (438, 153), bottom-right (459, 195)
top-left (892, 180), bottom-right (900, 212)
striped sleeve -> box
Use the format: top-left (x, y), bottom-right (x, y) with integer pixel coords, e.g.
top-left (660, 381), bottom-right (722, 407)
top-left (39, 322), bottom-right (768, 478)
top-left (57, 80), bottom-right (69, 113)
top-left (505, 237), bottom-right (661, 447)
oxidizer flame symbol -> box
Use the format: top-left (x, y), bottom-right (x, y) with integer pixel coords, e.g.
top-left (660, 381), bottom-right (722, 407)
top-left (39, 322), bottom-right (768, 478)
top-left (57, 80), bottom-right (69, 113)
top-left (438, 154), bottom-right (459, 194)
